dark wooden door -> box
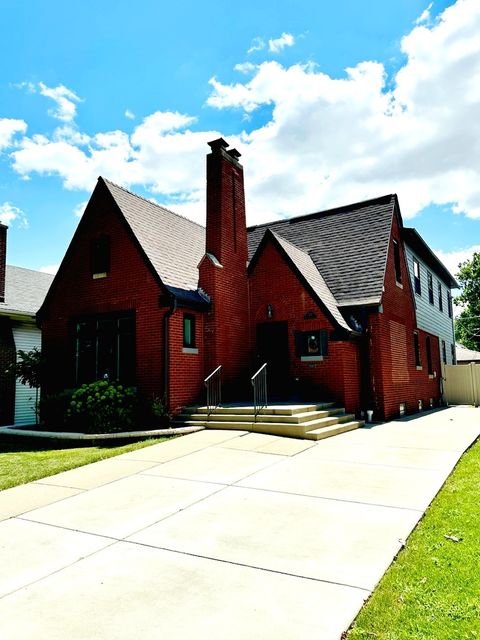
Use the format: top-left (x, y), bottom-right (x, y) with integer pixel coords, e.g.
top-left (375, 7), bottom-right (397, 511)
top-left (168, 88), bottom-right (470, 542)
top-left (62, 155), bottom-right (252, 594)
top-left (256, 322), bottom-right (290, 399)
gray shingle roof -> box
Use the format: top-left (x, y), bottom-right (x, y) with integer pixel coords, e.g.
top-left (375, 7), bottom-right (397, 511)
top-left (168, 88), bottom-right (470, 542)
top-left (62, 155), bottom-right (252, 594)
top-left (270, 231), bottom-right (351, 331)
top-left (456, 343), bottom-right (480, 362)
top-left (103, 179), bottom-right (205, 293)
top-left (248, 195), bottom-right (396, 306)
top-left (0, 265), bottom-right (54, 317)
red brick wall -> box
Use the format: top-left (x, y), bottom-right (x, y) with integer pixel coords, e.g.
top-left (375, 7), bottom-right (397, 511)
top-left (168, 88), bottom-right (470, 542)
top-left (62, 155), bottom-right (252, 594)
top-left (41, 183), bottom-right (172, 405)
top-left (0, 318), bottom-right (15, 425)
top-left (367, 211), bottom-right (441, 420)
top-left (248, 238), bottom-right (361, 412)
top-left (199, 144), bottom-right (251, 394)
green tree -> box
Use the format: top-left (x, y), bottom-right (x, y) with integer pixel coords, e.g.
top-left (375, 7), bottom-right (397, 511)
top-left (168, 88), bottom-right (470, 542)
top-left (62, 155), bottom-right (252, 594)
top-left (454, 252), bottom-right (480, 351)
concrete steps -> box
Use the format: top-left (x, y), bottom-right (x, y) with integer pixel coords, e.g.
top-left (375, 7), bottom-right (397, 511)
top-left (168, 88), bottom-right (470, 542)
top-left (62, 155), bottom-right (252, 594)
top-left (174, 403), bottom-right (364, 441)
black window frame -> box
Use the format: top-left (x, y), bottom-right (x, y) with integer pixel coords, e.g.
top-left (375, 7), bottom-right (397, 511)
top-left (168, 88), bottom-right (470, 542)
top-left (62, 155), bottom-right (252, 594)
top-left (447, 292), bottom-right (453, 318)
top-left (74, 311), bottom-right (135, 385)
top-left (426, 336), bottom-right (433, 375)
top-left (451, 343), bottom-right (456, 364)
top-left (427, 272), bottom-right (434, 305)
top-left (295, 329), bottom-right (329, 358)
top-left (413, 258), bottom-right (421, 295)
top-left (414, 331), bottom-right (421, 368)
top-left (393, 239), bottom-right (402, 284)
top-left (441, 339), bottom-right (447, 364)
top-left (183, 313), bottom-right (196, 349)
top-left (90, 234), bottom-right (111, 277)
top-left (438, 281), bottom-right (443, 312)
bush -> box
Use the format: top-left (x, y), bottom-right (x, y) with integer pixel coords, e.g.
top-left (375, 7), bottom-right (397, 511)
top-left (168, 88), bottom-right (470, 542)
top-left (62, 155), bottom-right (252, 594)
top-left (39, 389), bottom-right (76, 430)
top-left (67, 380), bottom-right (137, 434)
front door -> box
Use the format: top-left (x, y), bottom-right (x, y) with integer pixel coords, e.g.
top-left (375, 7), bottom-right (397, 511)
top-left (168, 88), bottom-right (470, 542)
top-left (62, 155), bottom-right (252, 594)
top-left (256, 321), bottom-right (290, 399)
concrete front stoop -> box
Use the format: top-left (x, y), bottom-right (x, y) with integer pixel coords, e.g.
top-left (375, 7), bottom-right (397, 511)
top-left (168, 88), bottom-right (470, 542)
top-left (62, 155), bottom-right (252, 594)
top-left (174, 402), bottom-right (364, 440)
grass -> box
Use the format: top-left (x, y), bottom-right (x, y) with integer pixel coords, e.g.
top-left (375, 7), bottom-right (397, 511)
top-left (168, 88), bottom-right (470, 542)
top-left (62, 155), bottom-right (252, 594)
top-left (0, 434), bottom-right (171, 491)
top-left (346, 437), bottom-right (480, 640)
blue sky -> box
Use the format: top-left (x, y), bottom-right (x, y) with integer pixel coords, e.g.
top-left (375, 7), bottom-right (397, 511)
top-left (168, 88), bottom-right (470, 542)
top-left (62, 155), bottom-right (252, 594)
top-left (1, 0), bottom-right (479, 280)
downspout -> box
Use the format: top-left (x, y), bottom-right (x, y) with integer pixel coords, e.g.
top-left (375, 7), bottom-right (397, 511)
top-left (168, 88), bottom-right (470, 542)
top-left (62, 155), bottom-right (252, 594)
top-left (163, 293), bottom-right (177, 412)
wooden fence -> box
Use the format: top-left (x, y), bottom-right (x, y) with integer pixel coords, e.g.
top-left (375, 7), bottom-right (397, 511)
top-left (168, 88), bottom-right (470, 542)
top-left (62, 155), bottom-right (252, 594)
top-left (442, 363), bottom-right (480, 406)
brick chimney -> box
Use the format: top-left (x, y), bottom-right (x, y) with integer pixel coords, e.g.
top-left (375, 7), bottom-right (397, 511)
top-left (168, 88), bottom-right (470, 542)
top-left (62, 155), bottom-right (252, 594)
top-left (199, 138), bottom-right (251, 393)
top-left (0, 224), bottom-right (6, 303)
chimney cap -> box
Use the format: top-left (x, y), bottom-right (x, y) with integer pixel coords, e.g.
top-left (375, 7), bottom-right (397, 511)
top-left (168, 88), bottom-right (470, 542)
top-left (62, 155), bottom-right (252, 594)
top-left (227, 148), bottom-right (241, 160)
top-left (208, 138), bottom-right (229, 153)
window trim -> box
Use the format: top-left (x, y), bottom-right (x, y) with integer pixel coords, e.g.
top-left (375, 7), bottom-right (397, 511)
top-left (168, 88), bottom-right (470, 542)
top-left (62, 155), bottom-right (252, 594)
top-left (438, 281), bottom-right (443, 312)
top-left (427, 272), bottom-right (434, 305)
top-left (183, 313), bottom-right (196, 349)
top-left (413, 258), bottom-right (421, 295)
top-left (393, 239), bottom-right (402, 285)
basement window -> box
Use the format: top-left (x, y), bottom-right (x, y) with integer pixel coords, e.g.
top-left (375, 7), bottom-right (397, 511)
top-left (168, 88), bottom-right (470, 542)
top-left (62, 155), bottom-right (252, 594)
top-left (90, 235), bottom-right (110, 278)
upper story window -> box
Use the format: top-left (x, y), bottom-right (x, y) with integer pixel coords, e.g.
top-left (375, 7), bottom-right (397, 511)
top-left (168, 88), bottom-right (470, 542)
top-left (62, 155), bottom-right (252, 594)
top-left (183, 314), bottom-right (196, 349)
top-left (393, 239), bottom-right (402, 284)
top-left (90, 235), bottom-right (110, 279)
top-left (438, 282), bottom-right (443, 312)
top-left (413, 258), bottom-right (421, 295)
top-left (427, 272), bottom-right (434, 305)
top-left (447, 292), bottom-right (453, 318)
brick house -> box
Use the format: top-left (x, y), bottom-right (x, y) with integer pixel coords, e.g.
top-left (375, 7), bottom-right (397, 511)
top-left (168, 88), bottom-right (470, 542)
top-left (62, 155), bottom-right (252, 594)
top-left (39, 138), bottom-right (456, 421)
top-left (0, 225), bottom-right (54, 425)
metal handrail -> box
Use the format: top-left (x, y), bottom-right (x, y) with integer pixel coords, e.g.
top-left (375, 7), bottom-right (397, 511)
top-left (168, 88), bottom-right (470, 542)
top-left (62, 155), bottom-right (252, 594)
top-left (251, 363), bottom-right (267, 421)
top-left (204, 365), bottom-right (222, 416)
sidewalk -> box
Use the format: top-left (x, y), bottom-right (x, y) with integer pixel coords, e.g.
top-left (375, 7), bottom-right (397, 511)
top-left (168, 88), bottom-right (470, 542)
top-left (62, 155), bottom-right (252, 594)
top-left (0, 406), bottom-right (478, 639)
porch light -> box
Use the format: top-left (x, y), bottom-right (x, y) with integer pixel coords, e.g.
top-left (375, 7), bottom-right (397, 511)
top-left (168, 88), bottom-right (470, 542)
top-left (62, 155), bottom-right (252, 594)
top-left (267, 304), bottom-right (274, 319)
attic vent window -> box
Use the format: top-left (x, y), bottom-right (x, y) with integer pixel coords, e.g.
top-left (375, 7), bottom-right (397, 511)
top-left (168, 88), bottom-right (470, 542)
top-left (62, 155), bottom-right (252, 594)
top-left (91, 235), bottom-right (110, 278)
top-left (393, 239), bottom-right (402, 285)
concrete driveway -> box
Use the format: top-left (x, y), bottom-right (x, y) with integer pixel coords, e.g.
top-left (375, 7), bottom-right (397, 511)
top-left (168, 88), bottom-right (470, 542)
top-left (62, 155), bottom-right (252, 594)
top-left (0, 406), bottom-right (479, 640)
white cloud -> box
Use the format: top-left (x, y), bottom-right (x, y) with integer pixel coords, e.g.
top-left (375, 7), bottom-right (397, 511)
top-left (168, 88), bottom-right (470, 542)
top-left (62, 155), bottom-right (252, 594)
top-left (268, 32), bottom-right (295, 53)
top-left (39, 264), bottom-right (59, 274)
top-left (416, 2), bottom-right (433, 25)
top-left (234, 62), bottom-right (257, 74)
top-left (433, 244), bottom-right (480, 280)
top-left (125, 109), bottom-right (135, 120)
top-left (5, 0), bottom-right (480, 231)
top-left (247, 37), bottom-right (265, 54)
top-left (38, 82), bottom-right (82, 122)
top-left (0, 202), bottom-right (28, 228)
top-left (0, 118), bottom-right (27, 150)
top-left (73, 200), bottom-right (88, 217)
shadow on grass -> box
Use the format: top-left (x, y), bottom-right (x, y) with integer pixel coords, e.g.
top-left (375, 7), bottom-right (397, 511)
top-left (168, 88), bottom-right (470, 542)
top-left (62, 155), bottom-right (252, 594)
top-left (0, 434), bottom-right (157, 454)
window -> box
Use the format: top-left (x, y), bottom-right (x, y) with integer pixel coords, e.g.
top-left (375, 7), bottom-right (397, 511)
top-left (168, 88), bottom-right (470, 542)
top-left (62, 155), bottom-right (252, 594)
top-left (393, 239), bottom-right (402, 284)
top-left (441, 339), bottom-right (446, 364)
top-left (414, 331), bottom-right (421, 368)
top-left (183, 314), bottom-right (196, 348)
top-left (295, 329), bottom-right (328, 360)
top-left (75, 312), bottom-right (135, 385)
top-left (413, 258), bottom-right (421, 295)
top-left (426, 336), bottom-right (433, 375)
top-left (438, 282), bottom-right (443, 312)
top-left (447, 292), bottom-right (453, 318)
top-left (451, 343), bottom-right (456, 364)
top-left (90, 235), bottom-right (110, 278)
top-left (427, 272), bottom-right (434, 305)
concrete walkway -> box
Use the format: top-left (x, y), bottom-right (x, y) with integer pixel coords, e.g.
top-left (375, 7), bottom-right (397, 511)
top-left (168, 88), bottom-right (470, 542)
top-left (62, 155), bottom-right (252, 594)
top-left (0, 406), bottom-right (478, 640)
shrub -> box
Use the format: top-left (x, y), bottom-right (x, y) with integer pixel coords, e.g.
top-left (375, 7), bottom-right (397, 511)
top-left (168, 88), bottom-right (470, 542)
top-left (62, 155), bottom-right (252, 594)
top-left (39, 389), bottom-right (76, 430)
top-left (67, 380), bottom-right (137, 434)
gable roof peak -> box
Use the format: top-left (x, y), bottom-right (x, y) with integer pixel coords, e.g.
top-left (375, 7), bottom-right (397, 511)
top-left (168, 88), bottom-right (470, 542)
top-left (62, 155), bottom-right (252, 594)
top-left (99, 176), bottom-right (205, 230)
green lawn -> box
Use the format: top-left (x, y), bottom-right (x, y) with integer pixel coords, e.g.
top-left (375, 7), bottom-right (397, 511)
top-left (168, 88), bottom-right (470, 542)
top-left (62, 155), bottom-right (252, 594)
top-left (0, 435), bottom-right (171, 491)
top-left (347, 437), bottom-right (480, 640)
